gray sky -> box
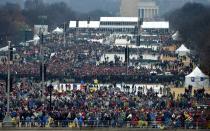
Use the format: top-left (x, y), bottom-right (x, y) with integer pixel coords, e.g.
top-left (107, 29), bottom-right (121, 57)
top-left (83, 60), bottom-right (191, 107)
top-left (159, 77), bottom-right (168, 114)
top-left (0, 0), bottom-right (209, 15)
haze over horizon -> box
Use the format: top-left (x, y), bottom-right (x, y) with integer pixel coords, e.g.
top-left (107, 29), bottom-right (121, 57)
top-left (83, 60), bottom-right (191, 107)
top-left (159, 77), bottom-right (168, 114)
top-left (0, 0), bottom-right (210, 16)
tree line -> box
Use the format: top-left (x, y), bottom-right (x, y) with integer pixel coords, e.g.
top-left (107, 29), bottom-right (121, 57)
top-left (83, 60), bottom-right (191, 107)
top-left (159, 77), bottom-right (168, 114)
top-left (0, 0), bottom-right (112, 46)
top-left (166, 2), bottom-right (210, 75)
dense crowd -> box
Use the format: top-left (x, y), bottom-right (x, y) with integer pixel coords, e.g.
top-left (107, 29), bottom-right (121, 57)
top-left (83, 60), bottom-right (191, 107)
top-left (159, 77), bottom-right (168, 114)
top-left (0, 35), bottom-right (192, 84)
top-left (0, 7), bottom-right (209, 130)
top-left (0, 80), bottom-right (209, 129)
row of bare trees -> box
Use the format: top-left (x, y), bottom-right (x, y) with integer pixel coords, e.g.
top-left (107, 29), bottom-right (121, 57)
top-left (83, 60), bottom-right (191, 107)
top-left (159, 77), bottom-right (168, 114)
top-left (0, 0), bottom-right (112, 47)
top-left (166, 2), bottom-right (210, 75)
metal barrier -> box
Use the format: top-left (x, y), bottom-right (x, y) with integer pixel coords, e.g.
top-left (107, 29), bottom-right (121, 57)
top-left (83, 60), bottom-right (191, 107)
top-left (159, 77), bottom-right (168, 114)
top-left (0, 119), bottom-right (209, 129)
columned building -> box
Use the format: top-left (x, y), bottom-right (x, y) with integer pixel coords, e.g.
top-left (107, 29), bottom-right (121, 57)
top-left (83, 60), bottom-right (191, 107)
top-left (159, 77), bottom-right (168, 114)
top-left (120, 0), bottom-right (159, 19)
top-left (137, 0), bottom-right (159, 19)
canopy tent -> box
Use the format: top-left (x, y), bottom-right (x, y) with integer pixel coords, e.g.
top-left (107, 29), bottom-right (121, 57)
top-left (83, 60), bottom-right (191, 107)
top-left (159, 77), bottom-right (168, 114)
top-left (0, 46), bottom-right (16, 52)
top-left (185, 67), bottom-right (209, 88)
top-left (33, 34), bottom-right (40, 41)
top-left (69, 21), bottom-right (100, 29)
top-left (23, 34), bottom-right (40, 46)
top-left (115, 39), bottom-right (130, 45)
top-left (142, 21), bottom-right (169, 29)
top-left (52, 27), bottom-right (64, 34)
top-left (175, 44), bottom-right (190, 56)
top-left (172, 31), bottom-right (180, 41)
top-left (33, 34), bottom-right (40, 45)
top-left (50, 52), bottom-right (56, 58)
top-left (88, 39), bottom-right (103, 44)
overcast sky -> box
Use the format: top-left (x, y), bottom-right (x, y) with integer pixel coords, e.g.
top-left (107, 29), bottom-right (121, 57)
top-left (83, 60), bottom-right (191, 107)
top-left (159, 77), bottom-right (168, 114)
top-left (0, 0), bottom-right (209, 15)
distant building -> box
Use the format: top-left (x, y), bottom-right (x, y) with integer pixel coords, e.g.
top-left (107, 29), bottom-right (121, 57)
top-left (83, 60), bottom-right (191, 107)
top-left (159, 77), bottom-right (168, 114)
top-left (99, 17), bottom-right (138, 32)
top-left (137, 0), bottom-right (159, 19)
top-left (69, 17), bottom-right (169, 33)
top-left (34, 25), bottom-right (48, 35)
top-left (120, 0), bottom-right (159, 19)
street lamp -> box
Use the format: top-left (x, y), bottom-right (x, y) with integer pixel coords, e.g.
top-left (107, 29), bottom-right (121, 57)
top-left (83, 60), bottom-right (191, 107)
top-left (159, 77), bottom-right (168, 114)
top-left (64, 21), bottom-right (67, 47)
top-left (38, 15), bottom-right (47, 102)
top-left (3, 41), bottom-right (13, 127)
top-left (47, 84), bottom-right (54, 111)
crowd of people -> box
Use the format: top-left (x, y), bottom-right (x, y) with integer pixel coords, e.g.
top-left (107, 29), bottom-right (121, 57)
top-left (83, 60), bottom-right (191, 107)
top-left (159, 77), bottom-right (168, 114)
top-left (0, 80), bottom-right (209, 129)
top-left (0, 23), bottom-right (208, 129)
top-left (0, 36), bottom-right (192, 84)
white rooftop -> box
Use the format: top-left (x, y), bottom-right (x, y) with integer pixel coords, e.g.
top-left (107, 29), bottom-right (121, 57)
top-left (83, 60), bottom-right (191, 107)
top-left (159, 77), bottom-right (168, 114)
top-left (52, 27), bottom-right (63, 34)
top-left (186, 67), bottom-right (209, 78)
top-left (69, 21), bottom-right (100, 28)
top-left (115, 39), bottom-right (130, 45)
top-left (142, 22), bottom-right (169, 29)
top-left (172, 31), bottom-right (179, 40)
top-left (69, 17), bottom-right (169, 29)
top-left (176, 44), bottom-right (190, 53)
top-left (0, 46), bottom-right (16, 52)
top-left (33, 34), bottom-right (40, 41)
top-left (100, 17), bottom-right (138, 22)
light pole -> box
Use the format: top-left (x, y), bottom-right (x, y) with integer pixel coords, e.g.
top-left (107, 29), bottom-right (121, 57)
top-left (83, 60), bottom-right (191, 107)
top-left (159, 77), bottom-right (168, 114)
top-left (137, 17), bottom-right (143, 46)
top-left (76, 19), bottom-right (79, 44)
top-left (126, 45), bottom-right (129, 76)
top-left (47, 84), bottom-right (53, 111)
top-left (87, 16), bottom-right (90, 37)
top-left (7, 41), bottom-right (11, 115)
top-left (41, 33), bottom-right (45, 101)
top-left (64, 22), bottom-right (66, 47)
top-left (3, 41), bottom-right (12, 126)
top-left (38, 15), bottom-right (47, 102)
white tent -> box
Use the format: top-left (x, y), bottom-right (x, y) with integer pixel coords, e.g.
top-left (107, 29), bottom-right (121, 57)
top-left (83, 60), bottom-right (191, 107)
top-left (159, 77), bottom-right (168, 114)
top-left (19, 42), bottom-right (29, 46)
top-left (175, 44), bottom-right (190, 56)
top-left (115, 39), bottom-right (130, 45)
top-left (172, 31), bottom-right (180, 41)
top-left (33, 34), bottom-right (40, 45)
top-left (89, 39), bottom-right (103, 44)
top-left (185, 67), bottom-right (209, 88)
top-left (52, 27), bottom-right (63, 34)
top-left (33, 34), bottom-right (40, 41)
top-left (0, 46), bottom-right (16, 52)
top-left (0, 46), bottom-right (9, 51)
top-left (50, 53), bottom-right (56, 58)
top-left (24, 34), bottom-right (40, 46)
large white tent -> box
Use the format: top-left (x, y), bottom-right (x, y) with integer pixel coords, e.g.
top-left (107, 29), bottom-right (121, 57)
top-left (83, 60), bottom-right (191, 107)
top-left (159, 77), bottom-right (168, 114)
top-left (33, 34), bottom-right (40, 41)
top-left (32, 35), bottom-right (40, 45)
top-left (0, 46), bottom-right (16, 52)
top-left (22, 34), bottom-right (40, 46)
top-left (185, 67), bottom-right (209, 88)
top-left (115, 39), bottom-right (130, 45)
top-left (172, 31), bottom-right (180, 41)
top-left (175, 44), bottom-right (190, 56)
top-left (52, 27), bottom-right (63, 34)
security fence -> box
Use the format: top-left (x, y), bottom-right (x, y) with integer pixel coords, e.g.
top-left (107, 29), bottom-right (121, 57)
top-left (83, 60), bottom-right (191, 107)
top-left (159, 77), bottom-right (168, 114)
top-left (1, 120), bottom-right (210, 129)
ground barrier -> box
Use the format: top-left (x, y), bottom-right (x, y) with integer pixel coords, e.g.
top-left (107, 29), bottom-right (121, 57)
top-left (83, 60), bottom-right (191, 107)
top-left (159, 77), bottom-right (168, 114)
top-left (0, 120), bottom-right (209, 130)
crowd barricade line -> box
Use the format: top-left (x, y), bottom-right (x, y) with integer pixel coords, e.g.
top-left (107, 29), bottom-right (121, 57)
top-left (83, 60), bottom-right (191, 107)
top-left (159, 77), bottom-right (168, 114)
top-left (0, 120), bottom-right (209, 129)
